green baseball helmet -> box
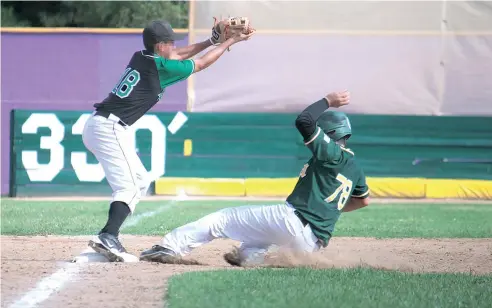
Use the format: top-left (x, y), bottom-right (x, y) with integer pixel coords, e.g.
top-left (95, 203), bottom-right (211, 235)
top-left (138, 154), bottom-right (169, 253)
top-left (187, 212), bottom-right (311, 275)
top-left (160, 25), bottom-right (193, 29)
top-left (317, 110), bottom-right (352, 141)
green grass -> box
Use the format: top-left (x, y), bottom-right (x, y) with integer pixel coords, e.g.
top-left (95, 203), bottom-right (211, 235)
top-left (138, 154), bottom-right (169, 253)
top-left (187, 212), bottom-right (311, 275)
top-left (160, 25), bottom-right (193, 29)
top-left (166, 267), bottom-right (492, 308)
top-left (2, 199), bottom-right (491, 307)
top-left (336, 203), bottom-right (492, 238)
top-left (1, 199), bottom-right (492, 238)
top-left (0, 199), bottom-right (271, 236)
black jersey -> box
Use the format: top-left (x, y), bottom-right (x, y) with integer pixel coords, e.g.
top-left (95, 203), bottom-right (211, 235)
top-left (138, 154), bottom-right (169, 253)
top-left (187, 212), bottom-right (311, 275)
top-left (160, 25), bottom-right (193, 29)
top-left (94, 50), bottom-right (194, 126)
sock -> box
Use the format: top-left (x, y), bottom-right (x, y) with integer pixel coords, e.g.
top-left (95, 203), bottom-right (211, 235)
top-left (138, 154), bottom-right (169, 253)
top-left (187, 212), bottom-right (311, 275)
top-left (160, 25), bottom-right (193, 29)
top-left (99, 201), bottom-right (131, 237)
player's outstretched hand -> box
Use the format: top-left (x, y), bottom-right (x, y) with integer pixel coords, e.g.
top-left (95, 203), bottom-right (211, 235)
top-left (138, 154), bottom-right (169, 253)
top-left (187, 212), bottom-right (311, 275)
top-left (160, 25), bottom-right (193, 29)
top-left (232, 28), bottom-right (256, 43)
top-left (326, 90), bottom-right (350, 108)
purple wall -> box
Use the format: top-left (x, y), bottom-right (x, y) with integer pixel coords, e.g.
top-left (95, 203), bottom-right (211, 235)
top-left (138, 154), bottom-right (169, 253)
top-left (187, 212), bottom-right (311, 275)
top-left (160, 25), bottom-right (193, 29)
top-left (1, 32), bottom-right (189, 195)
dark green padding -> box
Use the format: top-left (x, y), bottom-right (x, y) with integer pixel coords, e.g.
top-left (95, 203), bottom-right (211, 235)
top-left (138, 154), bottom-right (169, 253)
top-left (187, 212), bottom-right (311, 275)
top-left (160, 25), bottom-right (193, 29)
top-left (10, 110), bottom-right (492, 196)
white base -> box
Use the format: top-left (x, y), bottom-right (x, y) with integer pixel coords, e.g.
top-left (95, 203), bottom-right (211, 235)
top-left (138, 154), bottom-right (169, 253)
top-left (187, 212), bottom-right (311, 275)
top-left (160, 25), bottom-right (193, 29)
top-left (72, 248), bottom-right (110, 263)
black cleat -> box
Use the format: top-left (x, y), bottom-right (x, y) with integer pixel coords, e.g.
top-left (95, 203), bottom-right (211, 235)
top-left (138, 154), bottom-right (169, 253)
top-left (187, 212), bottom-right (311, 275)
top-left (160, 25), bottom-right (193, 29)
top-left (223, 248), bottom-right (243, 267)
top-left (88, 232), bottom-right (138, 262)
top-left (140, 245), bottom-right (178, 263)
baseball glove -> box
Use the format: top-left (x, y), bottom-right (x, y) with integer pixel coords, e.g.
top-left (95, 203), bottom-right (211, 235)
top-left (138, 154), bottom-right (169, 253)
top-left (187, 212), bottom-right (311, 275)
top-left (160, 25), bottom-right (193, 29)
top-left (209, 16), bottom-right (253, 46)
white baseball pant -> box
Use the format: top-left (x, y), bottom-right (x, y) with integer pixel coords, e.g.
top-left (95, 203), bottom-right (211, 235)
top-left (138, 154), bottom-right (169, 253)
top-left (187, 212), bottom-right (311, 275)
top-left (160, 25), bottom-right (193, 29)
top-left (82, 112), bottom-right (150, 212)
top-left (161, 202), bottom-right (321, 264)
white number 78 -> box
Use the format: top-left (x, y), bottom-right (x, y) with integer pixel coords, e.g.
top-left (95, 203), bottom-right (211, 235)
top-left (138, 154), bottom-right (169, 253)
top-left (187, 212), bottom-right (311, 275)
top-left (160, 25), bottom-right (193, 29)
top-left (324, 173), bottom-right (353, 210)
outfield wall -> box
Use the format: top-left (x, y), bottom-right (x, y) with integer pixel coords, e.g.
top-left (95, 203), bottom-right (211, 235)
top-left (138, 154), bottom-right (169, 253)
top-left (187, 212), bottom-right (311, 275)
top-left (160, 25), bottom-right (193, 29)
top-left (3, 23), bottom-right (491, 198)
top-left (9, 110), bottom-right (492, 199)
top-left (0, 31), bottom-right (189, 195)
top-left (189, 1), bottom-right (492, 115)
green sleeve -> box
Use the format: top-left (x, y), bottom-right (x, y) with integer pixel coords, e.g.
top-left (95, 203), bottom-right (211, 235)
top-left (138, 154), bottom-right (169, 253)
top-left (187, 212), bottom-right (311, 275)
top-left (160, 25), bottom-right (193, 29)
top-left (351, 170), bottom-right (370, 198)
top-left (155, 58), bottom-right (195, 80)
top-left (305, 126), bottom-right (342, 162)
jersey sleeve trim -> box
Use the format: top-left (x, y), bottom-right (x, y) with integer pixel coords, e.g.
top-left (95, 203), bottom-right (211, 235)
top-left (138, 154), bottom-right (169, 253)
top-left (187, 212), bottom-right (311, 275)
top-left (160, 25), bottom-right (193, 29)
top-left (189, 59), bottom-right (195, 73)
top-left (352, 189), bottom-right (370, 198)
top-left (305, 127), bottom-right (321, 145)
top-left (341, 147), bottom-right (355, 155)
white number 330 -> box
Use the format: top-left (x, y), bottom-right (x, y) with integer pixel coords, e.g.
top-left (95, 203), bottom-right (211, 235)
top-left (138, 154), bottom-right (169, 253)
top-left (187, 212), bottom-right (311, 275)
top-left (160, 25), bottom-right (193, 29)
top-left (325, 173), bottom-right (353, 210)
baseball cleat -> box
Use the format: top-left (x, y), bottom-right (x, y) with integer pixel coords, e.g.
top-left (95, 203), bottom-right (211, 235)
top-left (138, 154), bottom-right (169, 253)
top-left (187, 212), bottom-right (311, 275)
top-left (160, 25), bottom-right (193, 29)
top-left (224, 247), bottom-right (268, 267)
top-left (140, 245), bottom-right (179, 263)
top-left (223, 248), bottom-right (243, 267)
top-left (88, 232), bottom-right (138, 263)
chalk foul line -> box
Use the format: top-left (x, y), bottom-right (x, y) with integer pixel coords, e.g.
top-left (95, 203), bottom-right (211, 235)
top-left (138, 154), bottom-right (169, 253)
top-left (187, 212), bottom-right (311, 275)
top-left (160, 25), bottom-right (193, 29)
top-left (8, 201), bottom-right (178, 308)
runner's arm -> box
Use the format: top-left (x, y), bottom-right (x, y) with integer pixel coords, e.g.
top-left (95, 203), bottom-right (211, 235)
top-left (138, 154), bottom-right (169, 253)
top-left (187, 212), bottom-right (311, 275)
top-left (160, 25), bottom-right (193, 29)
top-left (295, 98), bottom-right (342, 162)
top-left (295, 97), bottom-right (330, 141)
top-left (342, 197), bottom-right (370, 212)
top-left (343, 170), bottom-right (370, 212)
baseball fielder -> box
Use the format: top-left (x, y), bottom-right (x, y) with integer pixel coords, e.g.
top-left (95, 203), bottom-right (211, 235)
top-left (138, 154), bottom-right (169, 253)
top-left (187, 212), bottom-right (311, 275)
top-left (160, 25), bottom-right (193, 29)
top-left (83, 19), bottom-right (255, 262)
top-left (140, 90), bottom-right (371, 266)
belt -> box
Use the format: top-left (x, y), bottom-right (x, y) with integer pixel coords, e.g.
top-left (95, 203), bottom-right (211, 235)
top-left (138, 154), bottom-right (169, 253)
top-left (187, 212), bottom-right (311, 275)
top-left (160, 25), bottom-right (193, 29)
top-left (294, 210), bottom-right (309, 227)
top-left (94, 110), bottom-right (127, 127)
top-left (294, 210), bottom-right (324, 248)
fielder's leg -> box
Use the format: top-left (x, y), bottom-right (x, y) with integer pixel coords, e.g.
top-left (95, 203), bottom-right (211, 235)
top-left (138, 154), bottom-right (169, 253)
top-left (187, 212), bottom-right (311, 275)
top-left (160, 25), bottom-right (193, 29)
top-left (83, 114), bottom-right (148, 262)
top-left (140, 203), bottom-right (320, 265)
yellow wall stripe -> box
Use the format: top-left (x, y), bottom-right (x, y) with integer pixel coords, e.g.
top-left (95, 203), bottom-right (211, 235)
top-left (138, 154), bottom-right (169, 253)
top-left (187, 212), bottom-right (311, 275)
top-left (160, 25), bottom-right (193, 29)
top-left (366, 177), bottom-right (426, 198)
top-left (426, 179), bottom-right (492, 199)
top-left (155, 177), bottom-right (492, 200)
top-left (245, 178), bottom-right (297, 197)
top-left (155, 177), bottom-right (245, 197)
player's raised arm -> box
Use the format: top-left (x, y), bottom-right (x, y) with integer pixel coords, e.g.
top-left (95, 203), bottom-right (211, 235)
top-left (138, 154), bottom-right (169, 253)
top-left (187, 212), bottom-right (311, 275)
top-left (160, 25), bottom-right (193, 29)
top-left (193, 30), bottom-right (254, 73)
top-left (295, 97), bottom-right (330, 141)
top-left (153, 35), bottom-right (244, 80)
top-left (295, 91), bottom-right (351, 162)
top-left (295, 91), bottom-right (350, 140)
top-left (173, 40), bottom-right (213, 60)
top-left (173, 17), bottom-right (253, 60)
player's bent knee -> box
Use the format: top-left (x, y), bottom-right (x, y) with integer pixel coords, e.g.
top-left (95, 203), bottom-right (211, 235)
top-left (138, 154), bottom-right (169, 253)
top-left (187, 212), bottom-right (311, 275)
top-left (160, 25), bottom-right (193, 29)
top-left (113, 187), bottom-right (141, 213)
top-left (129, 188), bottom-right (143, 212)
top-left (139, 179), bottom-right (151, 198)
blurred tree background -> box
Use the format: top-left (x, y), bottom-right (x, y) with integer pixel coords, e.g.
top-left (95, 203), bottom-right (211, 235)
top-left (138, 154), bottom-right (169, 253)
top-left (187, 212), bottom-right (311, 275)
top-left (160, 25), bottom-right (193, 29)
top-left (1, 1), bottom-right (189, 28)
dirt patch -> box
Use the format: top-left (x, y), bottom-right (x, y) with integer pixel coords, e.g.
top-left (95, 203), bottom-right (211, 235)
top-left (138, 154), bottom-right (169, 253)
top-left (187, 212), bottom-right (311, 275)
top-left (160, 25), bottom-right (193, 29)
top-left (263, 237), bottom-right (492, 274)
top-left (2, 235), bottom-right (492, 308)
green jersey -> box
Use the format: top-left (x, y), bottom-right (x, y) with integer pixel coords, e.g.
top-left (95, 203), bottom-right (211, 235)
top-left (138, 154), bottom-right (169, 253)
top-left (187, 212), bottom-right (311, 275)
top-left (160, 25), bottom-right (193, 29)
top-left (286, 126), bottom-right (369, 247)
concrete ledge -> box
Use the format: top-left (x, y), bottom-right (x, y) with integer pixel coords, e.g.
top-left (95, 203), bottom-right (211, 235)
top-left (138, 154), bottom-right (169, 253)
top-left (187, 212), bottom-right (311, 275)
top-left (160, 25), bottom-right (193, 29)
top-left (155, 177), bottom-right (245, 197)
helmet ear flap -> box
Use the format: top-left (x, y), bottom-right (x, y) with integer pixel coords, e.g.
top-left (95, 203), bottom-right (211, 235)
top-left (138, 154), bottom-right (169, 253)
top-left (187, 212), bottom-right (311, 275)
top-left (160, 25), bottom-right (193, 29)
top-left (335, 135), bottom-right (350, 147)
top-left (325, 130), bottom-right (337, 140)
top-left (335, 138), bottom-right (346, 147)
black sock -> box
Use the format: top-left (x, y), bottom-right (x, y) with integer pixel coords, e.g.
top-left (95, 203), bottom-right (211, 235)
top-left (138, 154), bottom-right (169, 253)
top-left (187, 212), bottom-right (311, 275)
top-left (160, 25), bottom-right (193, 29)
top-left (99, 201), bottom-right (131, 237)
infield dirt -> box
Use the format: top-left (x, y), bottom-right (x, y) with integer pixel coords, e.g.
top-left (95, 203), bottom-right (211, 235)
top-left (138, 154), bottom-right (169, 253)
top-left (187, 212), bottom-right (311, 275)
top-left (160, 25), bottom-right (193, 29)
top-left (2, 235), bottom-right (491, 308)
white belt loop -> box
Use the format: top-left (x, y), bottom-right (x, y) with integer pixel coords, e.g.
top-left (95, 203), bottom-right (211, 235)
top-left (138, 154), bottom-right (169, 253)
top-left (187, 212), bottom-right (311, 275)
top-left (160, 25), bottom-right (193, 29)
top-left (93, 111), bottom-right (128, 129)
top-left (109, 113), bottom-right (128, 129)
